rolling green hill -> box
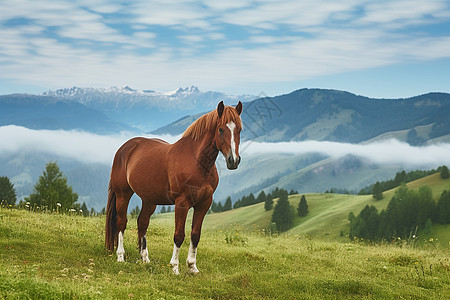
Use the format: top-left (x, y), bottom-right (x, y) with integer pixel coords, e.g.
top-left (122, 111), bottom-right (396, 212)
top-left (204, 172), bottom-right (450, 247)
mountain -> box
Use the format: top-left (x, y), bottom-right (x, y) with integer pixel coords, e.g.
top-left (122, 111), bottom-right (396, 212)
top-left (154, 89), bottom-right (450, 144)
top-left (0, 94), bottom-right (135, 134)
top-left (42, 86), bottom-right (256, 131)
top-left (2, 87), bottom-right (450, 211)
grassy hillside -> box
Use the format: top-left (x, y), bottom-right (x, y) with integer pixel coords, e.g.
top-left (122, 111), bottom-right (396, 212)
top-left (1, 208), bottom-right (449, 299)
top-left (205, 173), bottom-right (450, 246)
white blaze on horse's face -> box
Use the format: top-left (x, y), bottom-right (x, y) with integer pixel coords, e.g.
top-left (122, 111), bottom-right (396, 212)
top-left (225, 121), bottom-right (241, 170)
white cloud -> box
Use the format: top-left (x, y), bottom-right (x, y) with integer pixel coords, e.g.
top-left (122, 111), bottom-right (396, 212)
top-left (241, 140), bottom-right (450, 167)
top-left (1, 125), bottom-right (449, 169)
top-left (0, 125), bottom-right (180, 165)
top-left (0, 0), bottom-right (449, 93)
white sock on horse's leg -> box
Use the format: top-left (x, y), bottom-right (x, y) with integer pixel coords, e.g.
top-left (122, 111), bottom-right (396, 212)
top-left (169, 243), bottom-right (180, 275)
top-left (140, 235), bottom-right (150, 263)
top-left (186, 240), bottom-right (199, 274)
top-left (117, 231), bottom-right (125, 262)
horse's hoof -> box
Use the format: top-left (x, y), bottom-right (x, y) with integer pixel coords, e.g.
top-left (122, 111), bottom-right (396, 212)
top-left (141, 250), bottom-right (150, 263)
top-left (172, 265), bottom-right (180, 275)
top-left (187, 264), bottom-right (199, 274)
top-left (117, 254), bottom-right (125, 262)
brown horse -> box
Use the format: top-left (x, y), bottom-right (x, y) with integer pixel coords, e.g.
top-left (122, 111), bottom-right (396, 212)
top-left (105, 101), bottom-right (242, 274)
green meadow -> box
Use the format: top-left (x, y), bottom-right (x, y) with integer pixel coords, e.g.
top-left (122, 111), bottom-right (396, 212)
top-left (1, 173), bottom-right (449, 299)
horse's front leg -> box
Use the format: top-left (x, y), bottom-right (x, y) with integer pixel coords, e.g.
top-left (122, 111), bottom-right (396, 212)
top-left (170, 197), bottom-right (189, 275)
top-left (187, 196), bottom-right (212, 274)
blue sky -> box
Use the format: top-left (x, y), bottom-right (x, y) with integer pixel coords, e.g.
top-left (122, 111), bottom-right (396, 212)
top-left (1, 0), bottom-right (450, 98)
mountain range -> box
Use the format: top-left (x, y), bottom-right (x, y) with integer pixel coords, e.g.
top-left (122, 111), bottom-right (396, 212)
top-left (154, 88), bottom-right (450, 144)
top-left (42, 86), bottom-right (255, 132)
top-left (1, 87), bottom-right (449, 211)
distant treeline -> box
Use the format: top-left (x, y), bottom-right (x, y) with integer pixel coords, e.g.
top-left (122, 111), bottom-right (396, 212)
top-left (358, 166), bottom-right (448, 196)
top-left (211, 188), bottom-right (298, 213)
top-left (349, 185), bottom-right (450, 242)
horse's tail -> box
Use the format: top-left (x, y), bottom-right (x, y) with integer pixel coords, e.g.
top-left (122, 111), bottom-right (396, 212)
top-left (105, 180), bottom-right (117, 251)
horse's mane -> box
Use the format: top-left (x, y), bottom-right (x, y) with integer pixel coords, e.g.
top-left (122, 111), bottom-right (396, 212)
top-left (182, 106), bottom-right (241, 141)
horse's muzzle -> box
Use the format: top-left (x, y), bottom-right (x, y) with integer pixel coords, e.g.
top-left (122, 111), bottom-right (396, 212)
top-left (226, 155), bottom-right (241, 170)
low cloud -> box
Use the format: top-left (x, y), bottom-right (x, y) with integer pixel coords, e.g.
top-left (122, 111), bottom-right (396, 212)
top-left (1, 125), bottom-right (450, 168)
top-left (0, 125), bottom-right (180, 165)
top-left (241, 139), bottom-right (450, 167)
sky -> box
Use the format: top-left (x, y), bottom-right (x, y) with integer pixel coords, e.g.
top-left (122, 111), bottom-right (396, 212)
top-left (1, 0), bottom-right (450, 98)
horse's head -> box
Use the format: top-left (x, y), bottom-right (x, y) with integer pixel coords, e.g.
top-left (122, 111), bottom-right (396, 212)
top-left (214, 101), bottom-right (243, 170)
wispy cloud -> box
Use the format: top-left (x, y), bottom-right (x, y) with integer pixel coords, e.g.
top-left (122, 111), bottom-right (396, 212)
top-left (242, 140), bottom-right (450, 167)
top-left (2, 125), bottom-right (449, 168)
top-left (0, 0), bottom-right (449, 95)
top-left (0, 125), bottom-right (180, 165)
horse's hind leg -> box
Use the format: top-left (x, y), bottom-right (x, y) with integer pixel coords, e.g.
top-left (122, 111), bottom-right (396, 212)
top-left (137, 201), bottom-right (156, 263)
top-left (116, 190), bottom-right (133, 262)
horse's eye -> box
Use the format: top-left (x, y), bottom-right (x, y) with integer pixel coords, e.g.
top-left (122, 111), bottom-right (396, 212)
top-left (218, 128), bottom-right (223, 135)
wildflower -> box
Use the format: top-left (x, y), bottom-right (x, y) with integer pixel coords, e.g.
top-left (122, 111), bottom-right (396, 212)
top-left (56, 203), bottom-right (61, 207)
top-left (429, 238), bottom-right (434, 242)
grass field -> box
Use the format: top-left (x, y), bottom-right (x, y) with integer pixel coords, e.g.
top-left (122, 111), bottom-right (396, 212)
top-left (203, 173), bottom-right (450, 246)
top-left (1, 208), bottom-right (449, 299)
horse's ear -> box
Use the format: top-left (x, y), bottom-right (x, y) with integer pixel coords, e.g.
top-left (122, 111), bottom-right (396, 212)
top-left (235, 101), bottom-right (242, 115)
top-left (217, 101), bottom-right (224, 118)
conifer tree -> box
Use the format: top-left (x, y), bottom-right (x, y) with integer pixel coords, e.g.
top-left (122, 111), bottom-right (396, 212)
top-left (256, 191), bottom-right (267, 203)
top-left (437, 190), bottom-right (450, 223)
top-left (217, 201), bottom-right (223, 212)
top-left (223, 196), bottom-right (232, 211)
top-left (81, 202), bottom-right (89, 217)
top-left (441, 165), bottom-right (449, 179)
top-left (372, 181), bottom-right (383, 200)
top-left (264, 196), bottom-right (273, 211)
top-left (211, 201), bottom-right (218, 212)
top-left (26, 162), bottom-right (78, 211)
top-left (297, 195), bottom-right (309, 217)
top-left (0, 176), bottom-right (16, 205)
top-left (271, 189), bottom-right (292, 232)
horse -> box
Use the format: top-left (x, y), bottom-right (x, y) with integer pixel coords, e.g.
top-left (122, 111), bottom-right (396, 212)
top-left (105, 101), bottom-right (242, 274)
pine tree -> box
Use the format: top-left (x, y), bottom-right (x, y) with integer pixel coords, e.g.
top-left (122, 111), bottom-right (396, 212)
top-left (0, 176), bottom-right (16, 205)
top-left (297, 195), bottom-right (308, 217)
top-left (211, 201), bottom-right (218, 212)
top-left (81, 202), bottom-right (89, 217)
top-left (26, 162), bottom-right (78, 211)
top-left (437, 190), bottom-right (450, 223)
top-left (256, 191), bottom-right (267, 204)
top-left (441, 165), bottom-right (449, 179)
top-left (372, 181), bottom-right (383, 200)
top-left (223, 197), bottom-right (232, 211)
top-left (217, 201), bottom-right (223, 212)
top-left (264, 196), bottom-right (273, 211)
top-left (160, 206), bottom-right (166, 213)
top-left (271, 189), bottom-right (292, 232)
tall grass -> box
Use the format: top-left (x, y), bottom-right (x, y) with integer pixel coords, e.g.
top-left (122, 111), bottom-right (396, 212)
top-left (1, 207), bottom-right (449, 299)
